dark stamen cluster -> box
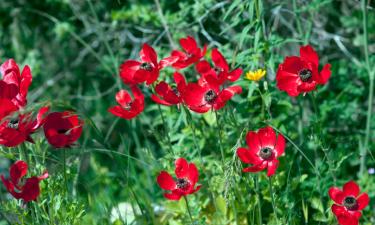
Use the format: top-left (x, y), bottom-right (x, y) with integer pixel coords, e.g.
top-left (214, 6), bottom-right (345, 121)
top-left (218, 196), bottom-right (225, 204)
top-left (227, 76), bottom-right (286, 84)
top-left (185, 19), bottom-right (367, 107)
top-left (259, 147), bottom-right (273, 160)
top-left (57, 129), bottom-right (69, 135)
top-left (214, 67), bottom-right (223, 74)
top-left (172, 87), bottom-right (180, 97)
top-left (204, 90), bottom-right (217, 103)
top-left (7, 119), bottom-right (19, 129)
top-left (298, 69), bottom-right (312, 82)
top-left (124, 102), bottom-right (133, 110)
top-left (343, 196), bottom-right (358, 210)
top-left (140, 62), bottom-right (152, 71)
top-left (176, 178), bottom-right (189, 189)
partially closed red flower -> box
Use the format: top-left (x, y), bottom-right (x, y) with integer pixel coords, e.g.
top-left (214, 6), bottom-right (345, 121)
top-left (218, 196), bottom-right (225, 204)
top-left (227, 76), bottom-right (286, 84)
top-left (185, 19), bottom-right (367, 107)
top-left (151, 72), bottom-right (187, 106)
top-left (0, 59), bottom-right (32, 107)
top-left (0, 98), bottom-right (18, 120)
top-left (183, 78), bottom-right (242, 113)
top-left (276, 45), bottom-right (331, 97)
top-left (43, 111), bottom-right (83, 148)
top-left (120, 44), bottom-right (178, 85)
top-left (171, 36), bottom-right (207, 69)
top-left (196, 48), bottom-right (242, 86)
top-left (157, 158), bottom-right (201, 201)
top-left (329, 181), bottom-right (369, 225)
top-left (237, 126), bottom-right (285, 177)
top-left (1, 160), bottom-right (48, 203)
top-left (108, 85), bottom-right (144, 120)
top-left (0, 106), bottom-right (49, 147)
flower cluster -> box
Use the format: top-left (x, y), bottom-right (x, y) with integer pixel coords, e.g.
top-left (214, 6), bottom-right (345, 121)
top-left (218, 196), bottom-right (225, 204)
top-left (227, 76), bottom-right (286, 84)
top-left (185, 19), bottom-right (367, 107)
top-left (109, 36), bottom-right (243, 120)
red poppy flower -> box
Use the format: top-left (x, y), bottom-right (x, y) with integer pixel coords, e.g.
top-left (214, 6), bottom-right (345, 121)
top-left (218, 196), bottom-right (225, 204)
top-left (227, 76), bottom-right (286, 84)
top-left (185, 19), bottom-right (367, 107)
top-left (0, 98), bottom-right (18, 120)
top-left (0, 106), bottom-right (49, 147)
top-left (0, 59), bottom-right (32, 107)
top-left (151, 72), bottom-right (187, 106)
top-left (183, 77), bottom-right (242, 113)
top-left (43, 111), bottom-right (83, 148)
top-left (237, 126), bottom-right (285, 177)
top-left (171, 36), bottom-right (207, 69)
top-left (120, 44), bottom-right (178, 85)
top-left (329, 181), bottom-right (369, 225)
top-left (108, 85), bottom-right (145, 120)
top-left (196, 48), bottom-right (243, 86)
top-left (157, 158), bottom-right (201, 201)
top-left (276, 45), bottom-right (331, 97)
top-left (1, 160), bottom-right (48, 203)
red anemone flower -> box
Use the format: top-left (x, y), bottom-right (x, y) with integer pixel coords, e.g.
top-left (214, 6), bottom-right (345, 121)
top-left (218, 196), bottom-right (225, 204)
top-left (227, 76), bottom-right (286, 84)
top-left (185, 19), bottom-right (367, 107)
top-left (120, 43), bottom-right (178, 85)
top-left (1, 160), bottom-right (48, 203)
top-left (0, 98), bottom-right (18, 120)
top-left (157, 158), bottom-right (201, 201)
top-left (183, 78), bottom-right (242, 113)
top-left (0, 107), bottom-right (49, 147)
top-left (276, 45), bottom-right (331, 97)
top-left (237, 126), bottom-right (285, 177)
top-left (171, 36), bottom-right (207, 69)
top-left (151, 72), bottom-right (187, 106)
top-left (0, 59), bottom-right (32, 107)
top-left (43, 111), bottom-right (83, 148)
top-left (329, 181), bottom-right (369, 225)
top-left (196, 48), bottom-right (242, 86)
top-left (108, 85), bottom-right (145, 120)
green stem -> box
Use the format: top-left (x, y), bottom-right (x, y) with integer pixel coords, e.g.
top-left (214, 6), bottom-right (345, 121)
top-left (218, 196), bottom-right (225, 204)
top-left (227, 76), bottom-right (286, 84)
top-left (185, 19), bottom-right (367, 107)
top-left (63, 148), bottom-right (68, 197)
top-left (360, 0), bottom-right (374, 176)
top-left (157, 105), bottom-right (174, 155)
top-left (254, 175), bottom-right (263, 225)
top-left (183, 196), bottom-right (194, 224)
top-left (268, 177), bottom-right (279, 224)
top-left (214, 110), bottom-right (225, 169)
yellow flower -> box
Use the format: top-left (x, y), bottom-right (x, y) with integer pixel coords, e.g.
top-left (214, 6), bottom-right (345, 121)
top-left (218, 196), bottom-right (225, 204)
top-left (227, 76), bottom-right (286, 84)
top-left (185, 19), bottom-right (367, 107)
top-left (245, 69), bottom-right (266, 81)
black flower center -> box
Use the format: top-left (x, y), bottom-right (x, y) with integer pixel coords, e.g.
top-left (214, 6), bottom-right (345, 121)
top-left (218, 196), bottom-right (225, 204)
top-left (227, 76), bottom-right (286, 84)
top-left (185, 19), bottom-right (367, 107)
top-left (123, 102), bottom-right (133, 110)
top-left (214, 67), bottom-right (224, 74)
top-left (259, 147), bottom-right (273, 160)
top-left (298, 69), bottom-right (312, 82)
top-left (343, 196), bottom-right (358, 210)
top-left (140, 62), bottom-right (152, 71)
top-left (172, 87), bottom-right (180, 97)
top-left (7, 118), bottom-right (19, 129)
top-left (176, 178), bottom-right (189, 189)
top-left (57, 129), bottom-right (70, 135)
top-left (204, 90), bottom-right (217, 103)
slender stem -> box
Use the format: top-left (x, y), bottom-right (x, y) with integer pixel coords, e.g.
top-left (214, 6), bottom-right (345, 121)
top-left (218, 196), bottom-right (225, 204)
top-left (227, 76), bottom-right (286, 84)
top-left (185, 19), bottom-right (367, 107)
top-left (63, 148), bottom-right (68, 196)
top-left (157, 105), bottom-right (174, 155)
top-left (254, 175), bottom-right (263, 225)
top-left (183, 196), bottom-right (194, 224)
top-left (154, 0), bottom-right (176, 48)
top-left (268, 177), bottom-right (279, 224)
top-left (214, 110), bottom-right (225, 169)
top-left (360, 0), bottom-right (374, 176)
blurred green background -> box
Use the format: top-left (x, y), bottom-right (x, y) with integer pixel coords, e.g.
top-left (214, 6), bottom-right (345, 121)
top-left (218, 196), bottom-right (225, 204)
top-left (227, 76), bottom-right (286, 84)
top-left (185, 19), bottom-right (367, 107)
top-left (0, 0), bottom-right (374, 224)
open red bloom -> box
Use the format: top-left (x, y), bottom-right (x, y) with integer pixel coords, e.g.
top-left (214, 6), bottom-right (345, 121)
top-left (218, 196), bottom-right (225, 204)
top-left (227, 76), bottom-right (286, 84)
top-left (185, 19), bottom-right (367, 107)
top-left (157, 158), bottom-right (201, 201)
top-left (120, 43), bottom-right (178, 85)
top-left (108, 86), bottom-right (144, 120)
top-left (237, 126), bottom-right (285, 177)
top-left (0, 107), bottom-right (49, 147)
top-left (1, 59), bottom-right (32, 107)
top-left (171, 36), bottom-right (207, 69)
top-left (183, 77), bottom-right (242, 113)
top-left (43, 111), bottom-right (83, 148)
top-left (276, 45), bottom-right (331, 97)
top-left (151, 72), bottom-right (187, 106)
top-left (1, 160), bottom-right (48, 203)
top-left (329, 181), bottom-right (369, 225)
top-left (196, 48), bottom-right (242, 86)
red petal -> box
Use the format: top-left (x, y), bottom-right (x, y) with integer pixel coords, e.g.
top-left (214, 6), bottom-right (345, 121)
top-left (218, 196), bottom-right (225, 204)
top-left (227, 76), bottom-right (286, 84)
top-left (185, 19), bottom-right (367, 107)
top-left (211, 49), bottom-right (229, 71)
top-left (157, 171), bottom-right (176, 190)
top-left (242, 161), bottom-right (267, 173)
top-left (317, 63), bottom-right (331, 85)
top-left (187, 163), bottom-right (199, 185)
top-left (38, 171), bottom-right (49, 181)
top-left (175, 158), bottom-right (189, 178)
top-left (174, 72), bottom-right (187, 93)
top-left (329, 187), bottom-right (345, 204)
top-left (115, 90), bottom-right (132, 107)
top-left (332, 204), bottom-right (347, 217)
top-left (190, 184), bottom-right (202, 194)
top-left (140, 43), bottom-right (158, 65)
top-left (297, 81), bottom-right (317, 93)
top-left (19, 177), bottom-right (40, 202)
top-left (151, 94), bottom-right (173, 106)
top-left (159, 56), bottom-right (179, 69)
top-left (180, 36), bottom-right (197, 53)
top-left (300, 45), bottom-right (319, 66)
top-left (19, 65), bottom-right (32, 97)
top-left (119, 60), bottom-right (140, 84)
top-left (183, 83), bottom-right (207, 108)
top-left (266, 159), bottom-right (279, 177)
top-left (343, 181), bottom-right (360, 197)
top-left (164, 192), bottom-right (182, 201)
top-left (245, 131), bottom-right (262, 153)
top-left (237, 148), bottom-right (252, 164)
top-left (337, 215), bottom-right (359, 225)
top-left (274, 133), bottom-right (286, 157)
top-left (257, 126), bottom-right (276, 148)
top-left (10, 160), bottom-right (28, 185)
top-left (196, 60), bottom-right (212, 74)
top-left (227, 68), bottom-right (243, 82)
top-left (356, 193), bottom-right (369, 210)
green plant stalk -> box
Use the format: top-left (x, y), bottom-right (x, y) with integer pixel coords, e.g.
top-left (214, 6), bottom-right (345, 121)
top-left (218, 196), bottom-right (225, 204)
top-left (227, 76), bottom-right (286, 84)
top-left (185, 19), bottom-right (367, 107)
top-left (360, 0), bottom-right (374, 176)
top-left (157, 104), bottom-right (174, 156)
top-left (63, 148), bottom-right (68, 197)
top-left (254, 175), bottom-right (263, 225)
top-left (214, 110), bottom-right (226, 170)
top-left (183, 196), bottom-right (194, 224)
top-left (268, 177), bottom-right (279, 224)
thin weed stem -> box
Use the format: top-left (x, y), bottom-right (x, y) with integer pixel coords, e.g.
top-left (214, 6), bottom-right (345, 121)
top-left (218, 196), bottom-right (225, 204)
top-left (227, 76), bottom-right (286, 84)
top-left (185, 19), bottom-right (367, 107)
top-left (183, 196), bottom-right (194, 224)
top-left (268, 177), bottom-right (279, 224)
